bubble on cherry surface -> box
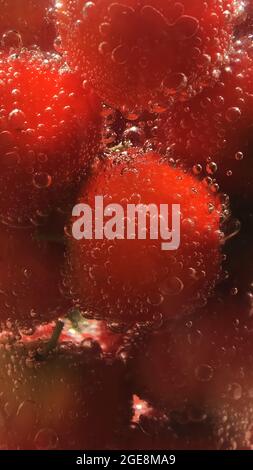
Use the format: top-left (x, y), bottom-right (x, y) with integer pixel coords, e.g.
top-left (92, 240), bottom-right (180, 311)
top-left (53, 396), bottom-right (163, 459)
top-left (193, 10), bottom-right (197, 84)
top-left (123, 126), bottom-right (145, 146)
top-left (161, 73), bottom-right (188, 97)
top-left (55, 0), bottom-right (242, 111)
top-left (159, 277), bottom-right (184, 297)
top-left (83, 2), bottom-right (96, 19)
top-left (195, 364), bottom-right (214, 382)
top-left (1, 30), bottom-right (23, 49)
top-left (32, 172), bottom-right (52, 189)
top-left (34, 428), bottom-right (59, 450)
top-left (147, 293), bottom-right (164, 307)
top-left (8, 109), bottom-right (26, 130)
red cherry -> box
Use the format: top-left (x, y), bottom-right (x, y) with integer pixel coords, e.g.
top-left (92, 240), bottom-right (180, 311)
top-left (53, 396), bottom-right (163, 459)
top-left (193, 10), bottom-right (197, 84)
top-left (0, 0), bottom-right (55, 50)
top-left (126, 295), bottom-right (253, 450)
top-left (157, 36), bottom-right (253, 197)
top-left (68, 149), bottom-right (223, 324)
top-left (0, 49), bottom-right (101, 225)
top-left (55, 0), bottom-right (240, 112)
top-left (0, 224), bottom-right (69, 329)
top-left (0, 331), bottom-right (132, 449)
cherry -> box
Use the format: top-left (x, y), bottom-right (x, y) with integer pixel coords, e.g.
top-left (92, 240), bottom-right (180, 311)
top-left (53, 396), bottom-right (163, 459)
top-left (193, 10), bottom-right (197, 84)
top-left (156, 36), bottom-right (253, 198)
top-left (68, 148), bottom-right (223, 324)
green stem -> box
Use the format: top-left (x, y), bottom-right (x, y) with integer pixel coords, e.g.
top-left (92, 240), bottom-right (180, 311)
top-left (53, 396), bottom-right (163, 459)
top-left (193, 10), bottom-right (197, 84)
top-left (35, 320), bottom-right (64, 360)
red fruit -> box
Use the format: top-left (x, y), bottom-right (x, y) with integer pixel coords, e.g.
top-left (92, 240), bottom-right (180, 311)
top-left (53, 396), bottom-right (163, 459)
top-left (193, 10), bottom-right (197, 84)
top-left (0, 224), bottom-right (69, 329)
top-left (157, 36), bottom-right (253, 196)
top-left (68, 149), bottom-right (223, 324)
top-left (0, 333), bottom-right (132, 449)
top-left (0, 0), bottom-right (55, 50)
top-left (55, 0), bottom-right (240, 112)
top-left (0, 49), bottom-right (101, 225)
top-left (127, 295), bottom-right (253, 449)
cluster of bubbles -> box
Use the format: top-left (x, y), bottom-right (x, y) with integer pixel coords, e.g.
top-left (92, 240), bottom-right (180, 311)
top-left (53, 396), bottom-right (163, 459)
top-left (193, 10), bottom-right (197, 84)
top-left (55, 0), bottom-right (245, 111)
top-left (101, 103), bottom-right (237, 206)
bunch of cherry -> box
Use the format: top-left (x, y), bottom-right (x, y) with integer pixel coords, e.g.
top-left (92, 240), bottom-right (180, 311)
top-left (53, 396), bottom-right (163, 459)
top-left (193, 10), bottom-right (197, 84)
top-left (0, 0), bottom-right (253, 451)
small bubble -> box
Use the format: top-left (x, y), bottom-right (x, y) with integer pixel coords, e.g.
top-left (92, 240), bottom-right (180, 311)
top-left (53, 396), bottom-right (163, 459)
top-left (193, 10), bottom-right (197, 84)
top-left (159, 277), bottom-right (184, 296)
top-left (123, 126), bottom-right (145, 146)
top-left (83, 1), bottom-right (95, 19)
top-left (225, 107), bottom-right (241, 123)
top-left (195, 364), bottom-right (213, 382)
top-left (112, 45), bottom-right (129, 65)
top-left (147, 292), bottom-right (164, 306)
top-left (235, 151), bottom-right (243, 161)
top-left (206, 162), bottom-right (217, 175)
top-left (230, 287), bottom-right (239, 296)
top-left (1, 30), bottom-right (22, 49)
top-left (162, 73), bottom-right (188, 96)
top-left (33, 173), bottom-right (52, 189)
top-left (34, 428), bottom-right (59, 450)
top-left (193, 164), bottom-right (202, 175)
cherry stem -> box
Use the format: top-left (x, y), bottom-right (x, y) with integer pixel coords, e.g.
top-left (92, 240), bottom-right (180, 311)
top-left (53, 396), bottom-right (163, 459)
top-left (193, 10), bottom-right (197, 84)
top-left (36, 319), bottom-right (64, 360)
top-left (66, 309), bottom-right (83, 333)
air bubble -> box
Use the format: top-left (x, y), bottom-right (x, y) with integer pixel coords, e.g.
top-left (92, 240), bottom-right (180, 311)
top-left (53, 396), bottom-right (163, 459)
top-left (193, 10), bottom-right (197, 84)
top-left (34, 428), bottom-right (59, 450)
top-left (235, 151), bottom-right (243, 161)
top-left (195, 364), bottom-right (213, 382)
top-left (1, 30), bottom-right (22, 49)
top-left (123, 126), bottom-right (145, 146)
top-left (162, 73), bottom-right (188, 96)
top-left (83, 2), bottom-right (95, 19)
top-left (147, 293), bottom-right (164, 306)
top-left (206, 162), bottom-right (217, 175)
top-left (33, 173), bottom-right (52, 189)
top-left (228, 382), bottom-right (242, 400)
top-left (159, 277), bottom-right (184, 296)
